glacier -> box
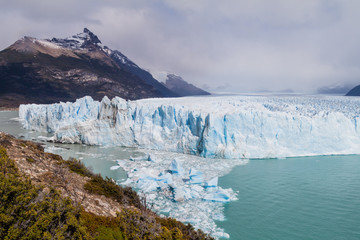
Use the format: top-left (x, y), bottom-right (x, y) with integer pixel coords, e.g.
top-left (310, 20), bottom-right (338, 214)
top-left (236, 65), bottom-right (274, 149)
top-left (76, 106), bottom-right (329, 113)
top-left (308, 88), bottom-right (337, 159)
top-left (18, 94), bottom-right (360, 238)
top-left (19, 95), bottom-right (360, 159)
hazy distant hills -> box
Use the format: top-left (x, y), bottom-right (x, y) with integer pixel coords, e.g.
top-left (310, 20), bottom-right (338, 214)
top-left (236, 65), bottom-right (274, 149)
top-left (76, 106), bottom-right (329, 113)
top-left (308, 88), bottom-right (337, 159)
top-left (317, 84), bottom-right (353, 95)
top-left (162, 74), bottom-right (210, 97)
top-left (0, 28), bottom-right (180, 108)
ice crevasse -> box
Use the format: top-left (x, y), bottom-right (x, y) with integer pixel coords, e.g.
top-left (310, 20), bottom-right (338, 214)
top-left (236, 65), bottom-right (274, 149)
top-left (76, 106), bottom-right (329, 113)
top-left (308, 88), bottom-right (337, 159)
top-left (19, 95), bottom-right (360, 159)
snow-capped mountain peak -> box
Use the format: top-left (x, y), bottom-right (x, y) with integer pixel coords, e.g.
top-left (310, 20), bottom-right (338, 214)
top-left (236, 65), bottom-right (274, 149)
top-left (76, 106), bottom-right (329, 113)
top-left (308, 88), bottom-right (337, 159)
top-left (47, 28), bottom-right (139, 69)
top-left (83, 27), bottom-right (101, 44)
top-left (49, 28), bottom-right (103, 50)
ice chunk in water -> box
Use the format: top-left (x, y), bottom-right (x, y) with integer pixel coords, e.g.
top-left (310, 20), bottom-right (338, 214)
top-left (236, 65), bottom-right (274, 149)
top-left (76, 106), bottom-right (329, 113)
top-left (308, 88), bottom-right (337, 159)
top-left (174, 186), bottom-right (193, 202)
top-left (204, 189), bottom-right (231, 202)
top-left (110, 165), bottom-right (121, 170)
top-left (205, 177), bottom-right (218, 187)
top-left (189, 168), bottom-right (203, 184)
top-left (169, 159), bottom-right (184, 175)
top-left (156, 172), bottom-right (173, 184)
top-left (137, 177), bottom-right (159, 192)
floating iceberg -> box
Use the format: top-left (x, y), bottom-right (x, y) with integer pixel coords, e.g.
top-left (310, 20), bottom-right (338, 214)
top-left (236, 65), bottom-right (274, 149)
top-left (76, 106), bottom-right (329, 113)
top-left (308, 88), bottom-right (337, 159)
top-left (205, 177), bottom-right (218, 188)
top-left (19, 95), bottom-right (360, 159)
top-left (189, 168), bottom-right (204, 184)
top-left (204, 189), bottom-right (231, 202)
top-left (137, 177), bottom-right (159, 192)
top-left (156, 172), bottom-right (173, 184)
top-left (110, 165), bottom-right (121, 170)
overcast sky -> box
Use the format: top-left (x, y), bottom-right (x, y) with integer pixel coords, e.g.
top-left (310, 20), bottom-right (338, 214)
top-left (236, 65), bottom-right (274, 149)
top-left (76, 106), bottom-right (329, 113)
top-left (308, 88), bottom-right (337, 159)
top-left (1, 0), bottom-right (360, 93)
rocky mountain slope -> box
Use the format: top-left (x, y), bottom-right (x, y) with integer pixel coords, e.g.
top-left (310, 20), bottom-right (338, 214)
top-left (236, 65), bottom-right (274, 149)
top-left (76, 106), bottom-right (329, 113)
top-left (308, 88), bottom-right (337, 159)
top-left (0, 132), bottom-right (212, 239)
top-left (162, 74), bottom-right (210, 97)
top-left (0, 28), bottom-right (177, 108)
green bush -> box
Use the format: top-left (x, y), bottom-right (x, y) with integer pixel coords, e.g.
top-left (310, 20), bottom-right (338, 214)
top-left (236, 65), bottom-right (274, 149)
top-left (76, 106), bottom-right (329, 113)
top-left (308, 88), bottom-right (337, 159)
top-left (26, 157), bottom-right (35, 163)
top-left (65, 157), bottom-right (94, 177)
top-left (0, 147), bottom-right (89, 239)
top-left (84, 174), bottom-right (142, 208)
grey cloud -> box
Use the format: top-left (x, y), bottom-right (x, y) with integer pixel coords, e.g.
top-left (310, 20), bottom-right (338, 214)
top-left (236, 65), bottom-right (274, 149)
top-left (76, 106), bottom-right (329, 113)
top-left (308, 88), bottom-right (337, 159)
top-left (0, 0), bottom-right (360, 93)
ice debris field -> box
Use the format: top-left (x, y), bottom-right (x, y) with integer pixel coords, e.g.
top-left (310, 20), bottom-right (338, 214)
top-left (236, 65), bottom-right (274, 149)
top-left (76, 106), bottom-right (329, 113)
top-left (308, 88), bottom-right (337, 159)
top-left (20, 95), bottom-right (360, 159)
top-left (114, 149), bottom-right (247, 238)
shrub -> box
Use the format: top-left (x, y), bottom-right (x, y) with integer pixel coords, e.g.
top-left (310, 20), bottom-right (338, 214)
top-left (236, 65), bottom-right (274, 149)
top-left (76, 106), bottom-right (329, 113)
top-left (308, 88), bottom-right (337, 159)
top-left (0, 147), bottom-right (89, 239)
top-left (26, 157), bottom-right (35, 163)
top-left (65, 157), bottom-right (94, 177)
top-left (84, 174), bottom-right (141, 208)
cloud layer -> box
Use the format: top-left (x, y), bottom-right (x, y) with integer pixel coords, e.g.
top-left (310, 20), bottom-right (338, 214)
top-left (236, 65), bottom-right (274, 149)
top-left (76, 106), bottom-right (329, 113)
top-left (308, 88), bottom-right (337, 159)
top-left (1, 0), bottom-right (359, 93)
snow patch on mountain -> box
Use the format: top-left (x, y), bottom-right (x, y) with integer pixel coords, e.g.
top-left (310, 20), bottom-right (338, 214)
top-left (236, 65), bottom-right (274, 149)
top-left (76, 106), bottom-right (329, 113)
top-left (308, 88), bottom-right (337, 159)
top-left (34, 39), bottom-right (62, 49)
top-left (110, 50), bottom-right (139, 68)
top-left (150, 70), bottom-right (169, 83)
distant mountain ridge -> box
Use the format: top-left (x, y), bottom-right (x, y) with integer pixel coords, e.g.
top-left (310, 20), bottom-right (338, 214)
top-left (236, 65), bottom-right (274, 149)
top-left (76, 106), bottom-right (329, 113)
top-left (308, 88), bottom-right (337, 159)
top-left (161, 73), bottom-right (210, 97)
top-left (345, 85), bottom-right (360, 96)
top-left (0, 28), bottom-right (178, 108)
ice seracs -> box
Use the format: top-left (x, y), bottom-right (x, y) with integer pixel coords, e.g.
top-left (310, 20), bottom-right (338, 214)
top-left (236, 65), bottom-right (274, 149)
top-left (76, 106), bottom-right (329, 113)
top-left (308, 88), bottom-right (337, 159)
top-left (19, 95), bottom-right (360, 159)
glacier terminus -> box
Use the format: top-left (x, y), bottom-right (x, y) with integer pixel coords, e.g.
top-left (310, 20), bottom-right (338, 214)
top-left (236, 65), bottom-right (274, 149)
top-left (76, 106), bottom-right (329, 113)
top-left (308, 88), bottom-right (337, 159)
top-left (19, 95), bottom-right (360, 159)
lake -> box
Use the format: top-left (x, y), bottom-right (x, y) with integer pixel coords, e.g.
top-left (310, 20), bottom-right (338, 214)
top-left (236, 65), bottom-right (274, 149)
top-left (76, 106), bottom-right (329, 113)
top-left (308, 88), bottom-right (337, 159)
top-left (1, 110), bottom-right (360, 239)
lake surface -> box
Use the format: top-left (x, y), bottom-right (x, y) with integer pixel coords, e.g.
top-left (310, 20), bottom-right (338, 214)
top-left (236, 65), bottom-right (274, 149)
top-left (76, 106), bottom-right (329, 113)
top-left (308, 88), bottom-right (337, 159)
top-left (218, 155), bottom-right (360, 240)
top-left (1, 111), bottom-right (360, 239)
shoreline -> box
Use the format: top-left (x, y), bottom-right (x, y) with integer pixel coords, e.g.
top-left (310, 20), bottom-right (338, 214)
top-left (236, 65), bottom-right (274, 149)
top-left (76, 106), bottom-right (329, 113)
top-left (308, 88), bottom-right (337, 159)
top-left (0, 107), bottom-right (19, 111)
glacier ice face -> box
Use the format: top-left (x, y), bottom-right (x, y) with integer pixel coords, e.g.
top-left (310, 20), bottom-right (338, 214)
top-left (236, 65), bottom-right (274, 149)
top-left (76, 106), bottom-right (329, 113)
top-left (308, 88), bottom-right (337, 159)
top-left (19, 95), bottom-right (360, 159)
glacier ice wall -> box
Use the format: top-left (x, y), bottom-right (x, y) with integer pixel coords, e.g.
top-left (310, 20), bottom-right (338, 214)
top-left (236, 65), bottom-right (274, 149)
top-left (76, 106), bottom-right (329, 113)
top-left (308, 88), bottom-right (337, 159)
top-left (19, 95), bottom-right (360, 159)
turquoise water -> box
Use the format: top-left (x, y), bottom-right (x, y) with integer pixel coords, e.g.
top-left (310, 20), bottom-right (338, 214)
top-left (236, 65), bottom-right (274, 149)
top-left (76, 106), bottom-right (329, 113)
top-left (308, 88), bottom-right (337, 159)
top-left (217, 156), bottom-right (360, 240)
top-left (2, 111), bottom-right (360, 239)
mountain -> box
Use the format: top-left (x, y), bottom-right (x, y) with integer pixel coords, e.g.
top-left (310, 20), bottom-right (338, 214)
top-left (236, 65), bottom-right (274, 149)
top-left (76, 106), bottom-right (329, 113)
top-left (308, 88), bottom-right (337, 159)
top-left (109, 50), bottom-right (176, 97)
top-left (345, 84), bottom-right (360, 96)
top-left (0, 28), bottom-right (177, 108)
top-left (161, 73), bottom-right (210, 97)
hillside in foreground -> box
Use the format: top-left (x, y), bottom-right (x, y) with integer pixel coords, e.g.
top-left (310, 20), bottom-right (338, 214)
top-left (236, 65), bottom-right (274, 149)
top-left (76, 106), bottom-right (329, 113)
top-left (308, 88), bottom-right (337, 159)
top-left (0, 132), bottom-right (212, 239)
